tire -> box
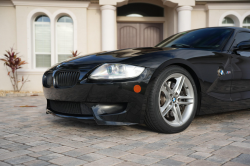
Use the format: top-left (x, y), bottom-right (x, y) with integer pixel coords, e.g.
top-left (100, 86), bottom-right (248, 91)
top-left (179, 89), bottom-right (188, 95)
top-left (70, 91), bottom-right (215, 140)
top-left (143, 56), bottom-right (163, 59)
top-left (145, 65), bottom-right (198, 133)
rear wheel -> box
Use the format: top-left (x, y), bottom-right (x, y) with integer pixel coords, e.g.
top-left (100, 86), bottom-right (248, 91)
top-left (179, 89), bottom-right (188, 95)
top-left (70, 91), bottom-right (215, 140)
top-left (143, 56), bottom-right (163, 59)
top-left (145, 66), bottom-right (198, 133)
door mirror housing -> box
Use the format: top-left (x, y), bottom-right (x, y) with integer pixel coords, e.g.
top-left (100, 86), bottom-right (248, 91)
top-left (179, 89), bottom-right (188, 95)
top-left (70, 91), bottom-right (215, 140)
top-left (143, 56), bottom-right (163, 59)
top-left (235, 40), bottom-right (250, 51)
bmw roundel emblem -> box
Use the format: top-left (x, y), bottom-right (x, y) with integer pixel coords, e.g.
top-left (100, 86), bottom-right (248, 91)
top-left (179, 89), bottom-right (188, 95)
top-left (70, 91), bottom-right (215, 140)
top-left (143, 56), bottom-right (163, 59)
top-left (220, 70), bottom-right (224, 76)
top-left (218, 69), bottom-right (225, 76)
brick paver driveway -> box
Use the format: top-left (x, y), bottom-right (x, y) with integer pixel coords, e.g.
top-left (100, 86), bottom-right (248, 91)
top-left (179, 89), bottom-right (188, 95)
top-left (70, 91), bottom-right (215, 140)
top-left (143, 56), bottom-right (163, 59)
top-left (0, 96), bottom-right (250, 166)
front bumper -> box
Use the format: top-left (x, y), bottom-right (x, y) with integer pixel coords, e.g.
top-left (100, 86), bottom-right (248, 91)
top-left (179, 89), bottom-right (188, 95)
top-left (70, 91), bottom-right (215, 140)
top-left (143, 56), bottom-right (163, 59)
top-left (46, 99), bottom-right (138, 125)
top-left (43, 69), bottom-right (153, 125)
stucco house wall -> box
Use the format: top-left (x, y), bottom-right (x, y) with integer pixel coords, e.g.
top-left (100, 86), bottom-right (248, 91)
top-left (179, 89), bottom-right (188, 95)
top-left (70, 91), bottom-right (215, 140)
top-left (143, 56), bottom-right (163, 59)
top-left (0, 6), bottom-right (17, 91)
top-left (87, 5), bottom-right (102, 54)
top-left (191, 5), bottom-right (207, 29)
top-left (207, 3), bottom-right (250, 28)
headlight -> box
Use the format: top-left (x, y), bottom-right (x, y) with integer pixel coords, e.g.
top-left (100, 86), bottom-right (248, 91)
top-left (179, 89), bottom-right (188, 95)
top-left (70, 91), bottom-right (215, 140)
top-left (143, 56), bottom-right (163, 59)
top-left (89, 63), bottom-right (145, 80)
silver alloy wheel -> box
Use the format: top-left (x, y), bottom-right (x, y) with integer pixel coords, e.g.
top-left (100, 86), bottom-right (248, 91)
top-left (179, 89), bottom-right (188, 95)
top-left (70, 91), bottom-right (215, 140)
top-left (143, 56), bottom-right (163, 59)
top-left (158, 73), bottom-right (195, 127)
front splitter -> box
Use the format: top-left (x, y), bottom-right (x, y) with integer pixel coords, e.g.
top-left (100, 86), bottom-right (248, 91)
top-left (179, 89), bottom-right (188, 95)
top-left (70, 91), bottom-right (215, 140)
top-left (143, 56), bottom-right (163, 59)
top-left (46, 109), bottom-right (137, 126)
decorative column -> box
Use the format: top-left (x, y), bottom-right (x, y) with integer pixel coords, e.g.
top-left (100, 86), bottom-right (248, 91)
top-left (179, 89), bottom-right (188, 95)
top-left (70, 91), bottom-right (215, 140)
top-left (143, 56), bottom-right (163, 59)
top-left (176, 6), bottom-right (193, 32)
top-left (100, 5), bottom-right (116, 51)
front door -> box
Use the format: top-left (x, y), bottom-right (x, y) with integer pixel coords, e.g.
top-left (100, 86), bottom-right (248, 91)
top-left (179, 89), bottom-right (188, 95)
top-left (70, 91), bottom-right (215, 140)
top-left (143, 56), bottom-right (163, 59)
top-left (117, 23), bottom-right (163, 49)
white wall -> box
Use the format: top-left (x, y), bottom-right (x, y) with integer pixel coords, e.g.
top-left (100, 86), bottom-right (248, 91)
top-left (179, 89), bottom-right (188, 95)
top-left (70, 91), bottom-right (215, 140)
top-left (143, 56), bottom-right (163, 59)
top-left (192, 6), bottom-right (207, 29)
top-left (166, 6), bottom-right (177, 36)
top-left (208, 10), bottom-right (250, 27)
top-left (87, 6), bottom-right (102, 53)
top-left (0, 6), bottom-right (17, 90)
top-left (206, 3), bottom-right (250, 27)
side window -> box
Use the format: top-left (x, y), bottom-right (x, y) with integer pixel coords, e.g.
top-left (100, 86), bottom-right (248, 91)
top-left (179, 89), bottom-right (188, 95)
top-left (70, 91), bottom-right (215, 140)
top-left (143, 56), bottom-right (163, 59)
top-left (233, 32), bottom-right (250, 46)
top-left (156, 28), bottom-right (233, 50)
top-left (233, 32), bottom-right (250, 57)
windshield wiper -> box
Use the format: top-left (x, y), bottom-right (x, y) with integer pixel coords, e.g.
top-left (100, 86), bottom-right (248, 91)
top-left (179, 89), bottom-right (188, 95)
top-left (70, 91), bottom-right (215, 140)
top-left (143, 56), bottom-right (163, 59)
top-left (171, 44), bottom-right (193, 48)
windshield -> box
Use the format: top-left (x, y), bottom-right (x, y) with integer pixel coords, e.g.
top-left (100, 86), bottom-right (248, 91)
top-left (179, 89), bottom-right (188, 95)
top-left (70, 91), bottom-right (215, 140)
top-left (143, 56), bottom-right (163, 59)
top-left (156, 28), bottom-right (233, 50)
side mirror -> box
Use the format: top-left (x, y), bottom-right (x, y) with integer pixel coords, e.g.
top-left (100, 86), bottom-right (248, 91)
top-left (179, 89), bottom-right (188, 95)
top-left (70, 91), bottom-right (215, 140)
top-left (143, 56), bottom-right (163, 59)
top-left (235, 40), bottom-right (250, 51)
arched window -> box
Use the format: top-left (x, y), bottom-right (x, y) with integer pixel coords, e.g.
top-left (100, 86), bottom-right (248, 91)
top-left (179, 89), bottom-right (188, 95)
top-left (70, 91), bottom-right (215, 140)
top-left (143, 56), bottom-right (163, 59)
top-left (57, 16), bottom-right (74, 62)
top-left (243, 17), bottom-right (250, 29)
top-left (117, 3), bottom-right (164, 17)
top-left (34, 15), bottom-right (51, 68)
top-left (222, 17), bottom-right (235, 26)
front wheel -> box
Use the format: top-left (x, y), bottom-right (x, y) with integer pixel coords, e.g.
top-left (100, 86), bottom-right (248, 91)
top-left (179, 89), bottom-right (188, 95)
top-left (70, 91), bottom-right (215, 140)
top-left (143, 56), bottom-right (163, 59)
top-left (145, 66), bottom-right (198, 133)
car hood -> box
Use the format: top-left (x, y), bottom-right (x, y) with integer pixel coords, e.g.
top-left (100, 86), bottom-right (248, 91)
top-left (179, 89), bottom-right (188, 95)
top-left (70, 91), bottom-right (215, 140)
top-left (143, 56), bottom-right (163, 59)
top-left (51, 47), bottom-right (177, 70)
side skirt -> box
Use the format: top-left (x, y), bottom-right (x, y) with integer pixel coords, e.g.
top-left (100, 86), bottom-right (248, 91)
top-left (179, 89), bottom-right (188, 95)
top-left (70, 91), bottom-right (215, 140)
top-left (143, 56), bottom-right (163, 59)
top-left (199, 92), bottom-right (250, 115)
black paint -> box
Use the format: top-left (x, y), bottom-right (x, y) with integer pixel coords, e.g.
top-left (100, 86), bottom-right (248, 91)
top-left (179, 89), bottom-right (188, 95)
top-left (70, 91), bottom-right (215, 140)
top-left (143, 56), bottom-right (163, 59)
top-left (44, 27), bottom-right (250, 125)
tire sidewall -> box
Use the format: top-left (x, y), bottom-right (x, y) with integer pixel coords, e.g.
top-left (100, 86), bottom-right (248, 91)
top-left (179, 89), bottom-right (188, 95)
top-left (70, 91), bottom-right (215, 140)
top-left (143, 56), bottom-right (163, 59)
top-left (149, 66), bottom-right (198, 133)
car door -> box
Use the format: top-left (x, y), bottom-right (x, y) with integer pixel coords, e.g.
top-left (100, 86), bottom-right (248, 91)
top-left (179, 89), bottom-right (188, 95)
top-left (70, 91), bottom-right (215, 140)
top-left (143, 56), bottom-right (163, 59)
top-left (230, 32), bottom-right (250, 100)
top-left (188, 50), bottom-right (232, 101)
top-left (183, 28), bottom-right (234, 102)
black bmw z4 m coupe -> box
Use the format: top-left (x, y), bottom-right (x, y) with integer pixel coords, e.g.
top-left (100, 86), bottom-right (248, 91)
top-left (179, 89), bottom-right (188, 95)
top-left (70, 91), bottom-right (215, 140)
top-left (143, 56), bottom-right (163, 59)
top-left (43, 27), bottom-right (250, 133)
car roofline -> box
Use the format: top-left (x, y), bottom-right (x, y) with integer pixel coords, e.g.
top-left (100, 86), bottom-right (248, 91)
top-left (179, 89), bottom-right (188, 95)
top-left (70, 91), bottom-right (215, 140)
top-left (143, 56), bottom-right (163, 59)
top-left (181, 26), bottom-right (250, 33)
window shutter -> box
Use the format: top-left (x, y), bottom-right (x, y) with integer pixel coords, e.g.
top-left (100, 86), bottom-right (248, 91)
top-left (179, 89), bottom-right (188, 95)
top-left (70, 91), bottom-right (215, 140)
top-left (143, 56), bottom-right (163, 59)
top-left (35, 23), bottom-right (51, 53)
top-left (35, 23), bottom-right (51, 68)
top-left (58, 54), bottom-right (71, 62)
top-left (57, 23), bottom-right (73, 54)
top-left (36, 54), bottom-right (51, 68)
